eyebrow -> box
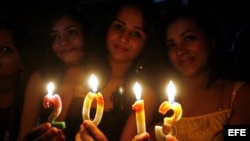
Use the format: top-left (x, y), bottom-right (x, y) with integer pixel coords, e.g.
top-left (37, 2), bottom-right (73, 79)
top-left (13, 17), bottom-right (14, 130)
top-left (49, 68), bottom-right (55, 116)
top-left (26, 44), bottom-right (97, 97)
top-left (50, 25), bottom-right (80, 33)
top-left (166, 29), bottom-right (197, 42)
top-left (0, 41), bottom-right (13, 45)
top-left (180, 29), bottom-right (197, 36)
top-left (113, 19), bottom-right (145, 32)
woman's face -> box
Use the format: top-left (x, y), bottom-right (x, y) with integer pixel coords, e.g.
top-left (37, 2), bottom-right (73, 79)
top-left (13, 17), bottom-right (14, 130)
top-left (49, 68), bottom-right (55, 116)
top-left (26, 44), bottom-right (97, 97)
top-left (106, 6), bottom-right (147, 63)
top-left (0, 28), bottom-right (23, 78)
top-left (165, 18), bottom-right (213, 77)
top-left (50, 17), bottom-right (85, 66)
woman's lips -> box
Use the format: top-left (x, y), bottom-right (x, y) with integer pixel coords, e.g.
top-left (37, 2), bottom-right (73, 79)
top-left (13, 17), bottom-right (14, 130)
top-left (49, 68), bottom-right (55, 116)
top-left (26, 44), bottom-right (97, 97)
top-left (179, 57), bottom-right (195, 67)
top-left (115, 45), bottom-right (128, 52)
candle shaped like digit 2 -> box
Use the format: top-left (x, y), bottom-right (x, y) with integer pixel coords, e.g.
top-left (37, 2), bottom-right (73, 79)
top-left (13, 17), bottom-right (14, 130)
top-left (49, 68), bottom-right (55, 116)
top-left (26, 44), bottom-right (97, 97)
top-left (132, 82), bottom-right (146, 134)
top-left (155, 80), bottom-right (182, 140)
top-left (43, 82), bottom-right (66, 129)
top-left (82, 74), bottom-right (104, 125)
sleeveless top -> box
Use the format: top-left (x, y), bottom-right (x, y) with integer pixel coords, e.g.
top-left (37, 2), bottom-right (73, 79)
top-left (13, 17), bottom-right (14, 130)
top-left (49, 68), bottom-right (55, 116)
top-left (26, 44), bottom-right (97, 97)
top-left (160, 81), bottom-right (244, 141)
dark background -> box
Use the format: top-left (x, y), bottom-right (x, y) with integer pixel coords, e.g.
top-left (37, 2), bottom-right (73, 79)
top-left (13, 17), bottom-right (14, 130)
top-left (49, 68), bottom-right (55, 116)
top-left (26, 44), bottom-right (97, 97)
top-left (1, 0), bottom-right (250, 81)
top-left (1, 0), bottom-right (250, 50)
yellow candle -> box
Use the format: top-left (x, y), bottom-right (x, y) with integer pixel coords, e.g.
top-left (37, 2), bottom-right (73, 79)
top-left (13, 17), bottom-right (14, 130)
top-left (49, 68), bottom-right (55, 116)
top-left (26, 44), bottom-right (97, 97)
top-left (132, 82), bottom-right (146, 134)
top-left (155, 80), bottom-right (182, 140)
top-left (82, 74), bottom-right (104, 125)
top-left (43, 82), bottom-right (66, 129)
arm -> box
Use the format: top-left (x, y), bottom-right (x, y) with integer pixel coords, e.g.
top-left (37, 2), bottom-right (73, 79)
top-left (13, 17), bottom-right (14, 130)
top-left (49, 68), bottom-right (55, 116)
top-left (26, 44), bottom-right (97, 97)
top-left (119, 85), bottom-right (158, 141)
top-left (17, 71), bottom-right (46, 141)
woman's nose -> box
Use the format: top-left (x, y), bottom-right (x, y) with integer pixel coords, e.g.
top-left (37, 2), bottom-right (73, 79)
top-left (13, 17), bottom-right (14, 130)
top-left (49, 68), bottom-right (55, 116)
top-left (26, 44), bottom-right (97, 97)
top-left (119, 32), bottom-right (129, 43)
top-left (176, 44), bottom-right (187, 56)
top-left (60, 36), bottom-right (70, 46)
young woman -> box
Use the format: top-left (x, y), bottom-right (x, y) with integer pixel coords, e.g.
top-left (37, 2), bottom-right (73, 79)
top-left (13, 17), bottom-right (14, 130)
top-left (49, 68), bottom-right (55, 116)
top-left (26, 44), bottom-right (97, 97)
top-left (76, 1), bottom-right (162, 141)
top-left (0, 20), bottom-right (35, 141)
top-left (153, 5), bottom-right (250, 141)
top-left (18, 6), bottom-right (91, 141)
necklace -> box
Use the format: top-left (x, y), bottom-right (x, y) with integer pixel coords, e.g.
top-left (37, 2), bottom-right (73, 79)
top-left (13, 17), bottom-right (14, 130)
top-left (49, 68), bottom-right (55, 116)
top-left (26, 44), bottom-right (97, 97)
top-left (0, 107), bottom-right (15, 141)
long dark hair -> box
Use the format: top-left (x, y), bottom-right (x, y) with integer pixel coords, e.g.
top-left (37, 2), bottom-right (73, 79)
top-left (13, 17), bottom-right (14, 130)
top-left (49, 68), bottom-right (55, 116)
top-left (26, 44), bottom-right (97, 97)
top-left (38, 5), bottom-right (90, 86)
top-left (88, 0), bottom-right (162, 112)
top-left (161, 5), bottom-right (230, 88)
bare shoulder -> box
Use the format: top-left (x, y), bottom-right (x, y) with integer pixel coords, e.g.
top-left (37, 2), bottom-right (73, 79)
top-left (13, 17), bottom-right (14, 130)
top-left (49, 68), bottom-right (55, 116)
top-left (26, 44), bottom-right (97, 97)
top-left (64, 66), bottom-right (84, 84)
top-left (235, 81), bottom-right (250, 110)
top-left (28, 71), bottom-right (42, 81)
top-left (25, 71), bottom-right (46, 97)
top-left (228, 80), bottom-right (250, 124)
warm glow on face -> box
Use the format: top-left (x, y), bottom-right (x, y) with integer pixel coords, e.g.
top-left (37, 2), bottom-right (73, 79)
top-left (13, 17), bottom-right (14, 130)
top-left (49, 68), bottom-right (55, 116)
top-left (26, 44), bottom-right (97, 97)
top-left (89, 74), bottom-right (98, 93)
top-left (166, 80), bottom-right (176, 103)
top-left (47, 82), bottom-right (55, 96)
top-left (133, 82), bottom-right (142, 100)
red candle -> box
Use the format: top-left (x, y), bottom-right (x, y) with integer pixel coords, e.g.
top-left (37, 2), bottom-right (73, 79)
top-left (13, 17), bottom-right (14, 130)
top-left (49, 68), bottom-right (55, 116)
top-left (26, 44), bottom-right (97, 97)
top-left (43, 82), bottom-right (66, 129)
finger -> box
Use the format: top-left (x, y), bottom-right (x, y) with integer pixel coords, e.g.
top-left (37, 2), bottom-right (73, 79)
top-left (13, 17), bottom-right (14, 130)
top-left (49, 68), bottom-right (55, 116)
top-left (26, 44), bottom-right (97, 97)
top-left (166, 135), bottom-right (179, 141)
top-left (23, 122), bottom-right (51, 141)
top-left (75, 132), bottom-right (81, 141)
top-left (132, 132), bottom-right (150, 141)
top-left (83, 120), bottom-right (107, 141)
top-left (33, 127), bottom-right (59, 141)
top-left (78, 124), bottom-right (94, 141)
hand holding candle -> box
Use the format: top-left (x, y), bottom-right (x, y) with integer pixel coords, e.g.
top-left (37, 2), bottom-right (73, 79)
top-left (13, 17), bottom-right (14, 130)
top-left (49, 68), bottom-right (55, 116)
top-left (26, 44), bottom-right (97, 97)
top-left (43, 82), bottom-right (66, 129)
top-left (82, 74), bottom-right (104, 125)
top-left (155, 80), bottom-right (182, 141)
top-left (132, 82), bottom-right (146, 134)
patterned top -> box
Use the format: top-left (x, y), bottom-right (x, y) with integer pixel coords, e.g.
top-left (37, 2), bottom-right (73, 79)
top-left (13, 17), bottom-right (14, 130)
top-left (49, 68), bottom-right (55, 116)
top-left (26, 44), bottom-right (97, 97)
top-left (157, 81), bottom-right (244, 141)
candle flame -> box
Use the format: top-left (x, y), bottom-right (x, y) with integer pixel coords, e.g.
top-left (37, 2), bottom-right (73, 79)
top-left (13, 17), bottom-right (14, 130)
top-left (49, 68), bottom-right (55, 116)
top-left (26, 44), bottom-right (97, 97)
top-left (166, 80), bottom-right (176, 103)
top-left (47, 82), bottom-right (54, 96)
top-left (89, 74), bottom-right (98, 93)
top-left (133, 82), bottom-right (142, 100)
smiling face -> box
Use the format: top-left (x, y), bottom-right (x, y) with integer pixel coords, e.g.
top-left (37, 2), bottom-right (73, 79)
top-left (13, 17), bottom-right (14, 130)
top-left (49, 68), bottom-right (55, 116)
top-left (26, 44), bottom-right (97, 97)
top-left (0, 28), bottom-right (23, 78)
top-left (106, 5), bottom-right (147, 63)
top-left (166, 18), bottom-right (213, 77)
top-left (49, 17), bottom-right (85, 66)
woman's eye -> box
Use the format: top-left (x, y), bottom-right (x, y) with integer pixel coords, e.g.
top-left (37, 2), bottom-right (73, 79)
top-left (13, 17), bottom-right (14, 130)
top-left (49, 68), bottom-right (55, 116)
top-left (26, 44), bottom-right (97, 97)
top-left (166, 42), bottom-right (175, 50)
top-left (112, 24), bottom-right (123, 31)
top-left (185, 35), bottom-right (195, 41)
top-left (132, 31), bottom-right (141, 38)
top-left (68, 29), bottom-right (78, 35)
top-left (0, 46), bottom-right (14, 54)
top-left (50, 34), bottom-right (60, 42)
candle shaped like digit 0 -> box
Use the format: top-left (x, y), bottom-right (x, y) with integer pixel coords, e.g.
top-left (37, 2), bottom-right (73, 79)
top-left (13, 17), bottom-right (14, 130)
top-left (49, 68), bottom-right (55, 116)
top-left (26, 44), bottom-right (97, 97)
top-left (43, 82), bottom-right (66, 129)
top-left (132, 82), bottom-right (146, 134)
top-left (155, 80), bottom-right (182, 141)
top-left (82, 74), bottom-right (104, 125)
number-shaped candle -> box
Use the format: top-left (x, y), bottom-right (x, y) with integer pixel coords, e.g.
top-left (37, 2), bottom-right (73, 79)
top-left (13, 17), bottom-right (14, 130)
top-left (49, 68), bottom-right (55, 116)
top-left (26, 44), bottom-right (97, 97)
top-left (132, 82), bottom-right (146, 134)
top-left (43, 82), bottom-right (66, 129)
top-left (155, 80), bottom-right (182, 140)
top-left (82, 74), bottom-right (104, 125)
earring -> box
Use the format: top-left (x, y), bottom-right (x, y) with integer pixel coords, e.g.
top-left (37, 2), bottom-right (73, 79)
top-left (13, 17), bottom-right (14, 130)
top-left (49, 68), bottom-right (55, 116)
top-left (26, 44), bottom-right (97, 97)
top-left (136, 58), bottom-right (144, 74)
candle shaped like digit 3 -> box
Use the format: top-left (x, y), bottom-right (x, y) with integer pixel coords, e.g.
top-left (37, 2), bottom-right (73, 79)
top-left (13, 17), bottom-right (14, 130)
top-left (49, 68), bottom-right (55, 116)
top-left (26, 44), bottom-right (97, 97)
top-left (155, 80), bottom-right (182, 141)
top-left (43, 82), bottom-right (66, 129)
top-left (82, 74), bottom-right (104, 125)
top-left (132, 82), bottom-right (146, 134)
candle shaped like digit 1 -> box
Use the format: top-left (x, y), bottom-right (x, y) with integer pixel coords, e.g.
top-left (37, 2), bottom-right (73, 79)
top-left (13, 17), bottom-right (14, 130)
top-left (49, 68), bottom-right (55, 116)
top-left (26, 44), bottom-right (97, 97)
top-left (132, 82), bottom-right (146, 134)
top-left (155, 80), bottom-right (182, 141)
top-left (82, 74), bottom-right (104, 125)
top-left (43, 82), bottom-right (66, 129)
